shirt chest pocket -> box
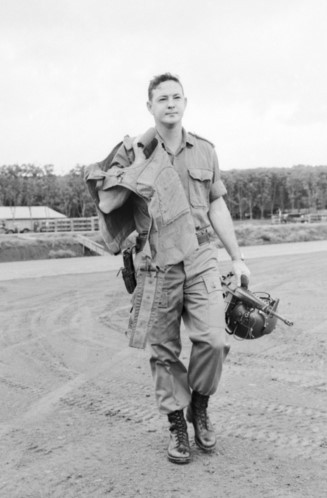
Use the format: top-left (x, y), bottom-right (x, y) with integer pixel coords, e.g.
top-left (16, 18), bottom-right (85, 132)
top-left (188, 168), bottom-right (213, 208)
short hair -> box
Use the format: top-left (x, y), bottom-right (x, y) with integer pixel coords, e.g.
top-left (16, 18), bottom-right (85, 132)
top-left (148, 73), bottom-right (184, 101)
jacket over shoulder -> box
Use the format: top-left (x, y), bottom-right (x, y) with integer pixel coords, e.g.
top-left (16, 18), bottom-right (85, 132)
top-left (84, 138), bottom-right (135, 255)
top-left (84, 128), bottom-right (198, 265)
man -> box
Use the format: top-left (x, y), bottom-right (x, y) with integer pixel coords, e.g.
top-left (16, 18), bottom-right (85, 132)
top-left (85, 73), bottom-right (250, 464)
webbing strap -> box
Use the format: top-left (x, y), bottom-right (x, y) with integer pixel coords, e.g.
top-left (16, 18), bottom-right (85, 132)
top-left (128, 270), bottom-right (164, 349)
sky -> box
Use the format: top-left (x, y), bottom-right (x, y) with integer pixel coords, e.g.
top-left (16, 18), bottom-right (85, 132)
top-left (1, 0), bottom-right (327, 174)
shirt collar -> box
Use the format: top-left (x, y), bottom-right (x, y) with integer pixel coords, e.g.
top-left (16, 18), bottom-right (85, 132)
top-left (156, 128), bottom-right (194, 152)
top-left (184, 130), bottom-right (195, 147)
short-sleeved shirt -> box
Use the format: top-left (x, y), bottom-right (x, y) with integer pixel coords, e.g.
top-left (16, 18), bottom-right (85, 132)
top-left (112, 128), bottom-right (227, 233)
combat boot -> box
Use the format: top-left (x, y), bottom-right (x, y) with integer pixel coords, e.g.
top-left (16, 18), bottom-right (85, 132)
top-left (167, 410), bottom-right (191, 464)
top-left (186, 391), bottom-right (216, 451)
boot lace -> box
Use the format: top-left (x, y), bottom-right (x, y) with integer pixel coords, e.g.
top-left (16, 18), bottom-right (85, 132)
top-left (169, 411), bottom-right (189, 447)
top-left (193, 395), bottom-right (210, 429)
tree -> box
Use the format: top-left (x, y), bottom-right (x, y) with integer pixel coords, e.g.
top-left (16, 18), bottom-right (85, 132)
top-left (1, 163), bottom-right (327, 219)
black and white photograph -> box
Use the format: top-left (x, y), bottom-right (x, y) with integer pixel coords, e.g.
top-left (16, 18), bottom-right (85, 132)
top-left (0, 1), bottom-right (326, 496)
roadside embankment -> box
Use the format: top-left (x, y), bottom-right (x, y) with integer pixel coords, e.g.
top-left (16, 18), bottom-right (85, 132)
top-left (0, 233), bottom-right (86, 262)
top-left (1, 222), bottom-right (327, 263)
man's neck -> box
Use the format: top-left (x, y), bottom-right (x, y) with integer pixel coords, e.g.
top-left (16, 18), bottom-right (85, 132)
top-left (156, 123), bottom-right (183, 154)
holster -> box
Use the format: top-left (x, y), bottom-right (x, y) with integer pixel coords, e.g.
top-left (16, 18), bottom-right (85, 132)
top-left (121, 247), bottom-right (137, 294)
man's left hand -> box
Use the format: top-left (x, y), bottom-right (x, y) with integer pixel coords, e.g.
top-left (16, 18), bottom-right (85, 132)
top-left (232, 259), bottom-right (251, 287)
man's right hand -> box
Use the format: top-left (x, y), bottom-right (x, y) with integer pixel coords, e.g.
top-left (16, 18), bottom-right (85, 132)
top-left (132, 137), bottom-right (148, 166)
top-left (132, 128), bottom-right (158, 164)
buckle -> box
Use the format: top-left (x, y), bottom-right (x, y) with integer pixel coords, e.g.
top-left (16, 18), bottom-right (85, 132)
top-left (196, 230), bottom-right (210, 245)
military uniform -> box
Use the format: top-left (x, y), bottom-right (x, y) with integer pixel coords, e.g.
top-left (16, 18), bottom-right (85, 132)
top-left (109, 129), bottom-right (231, 414)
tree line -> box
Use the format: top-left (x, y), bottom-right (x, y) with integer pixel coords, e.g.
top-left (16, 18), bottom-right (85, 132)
top-left (0, 164), bottom-right (93, 218)
top-left (222, 165), bottom-right (327, 219)
top-left (0, 163), bottom-right (326, 220)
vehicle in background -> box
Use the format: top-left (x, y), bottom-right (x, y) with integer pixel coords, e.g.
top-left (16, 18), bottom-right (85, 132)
top-left (0, 219), bottom-right (35, 233)
top-left (280, 213), bottom-right (309, 223)
top-left (0, 216), bottom-right (99, 234)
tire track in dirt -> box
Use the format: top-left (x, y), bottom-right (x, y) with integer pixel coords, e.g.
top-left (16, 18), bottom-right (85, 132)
top-left (0, 255), bottom-right (327, 498)
top-left (0, 346), bottom-right (137, 439)
top-left (0, 276), bottom-right (133, 441)
top-left (52, 343), bottom-right (327, 464)
top-left (212, 395), bottom-right (327, 460)
top-left (3, 272), bottom-right (325, 466)
top-left (54, 369), bottom-right (327, 464)
top-left (219, 337), bottom-right (327, 461)
top-left (228, 356), bottom-right (327, 393)
top-left (86, 278), bottom-right (327, 464)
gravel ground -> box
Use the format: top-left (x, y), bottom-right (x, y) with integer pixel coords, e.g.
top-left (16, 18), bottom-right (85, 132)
top-left (0, 247), bottom-right (326, 497)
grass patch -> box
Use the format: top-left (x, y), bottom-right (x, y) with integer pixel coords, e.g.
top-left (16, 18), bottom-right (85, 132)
top-left (1, 223), bottom-right (327, 262)
top-left (234, 222), bottom-right (327, 246)
top-left (48, 249), bottom-right (77, 259)
top-left (0, 234), bottom-right (84, 262)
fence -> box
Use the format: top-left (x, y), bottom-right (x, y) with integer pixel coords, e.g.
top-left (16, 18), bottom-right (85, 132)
top-left (271, 213), bottom-right (327, 224)
top-left (39, 216), bottom-right (99, 232)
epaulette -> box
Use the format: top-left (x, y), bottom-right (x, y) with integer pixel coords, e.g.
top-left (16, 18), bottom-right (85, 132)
top-left (123, 128), bottom-right (158, 159)
top-left (189, 132), bottom-right (215, 148)
top-left (123, 135), bottom-right (134, 151)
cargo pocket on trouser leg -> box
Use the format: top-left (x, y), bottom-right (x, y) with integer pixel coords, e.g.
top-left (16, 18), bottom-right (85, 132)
top-left (147, 263), bottom-right (191, 413)
top-left (186, 274), bottom-right (230, 395)
top-left (202, 274), bottom-right (230, 355)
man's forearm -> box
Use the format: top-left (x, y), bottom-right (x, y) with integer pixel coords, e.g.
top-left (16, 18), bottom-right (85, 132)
top-left (208, 197), bottom-right (243, 261)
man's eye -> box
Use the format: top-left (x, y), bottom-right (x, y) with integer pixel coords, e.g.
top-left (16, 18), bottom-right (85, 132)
top-left (174, 96), bottom-right (181, 99)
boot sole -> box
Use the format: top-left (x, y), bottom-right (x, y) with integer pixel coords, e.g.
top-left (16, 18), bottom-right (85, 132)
top-left (194, 436), bottom-right (216, 452)
top-left (167, 454), bottom-right (191, 464)
top-left (187, 409), bottom-right (216, 452)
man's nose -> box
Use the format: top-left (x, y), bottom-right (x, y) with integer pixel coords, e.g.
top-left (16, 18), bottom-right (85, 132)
top-left (167, 98), bottom-right (175, 107)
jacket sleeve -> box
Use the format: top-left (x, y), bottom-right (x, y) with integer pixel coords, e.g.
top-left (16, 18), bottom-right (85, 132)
top-left (84, 141), bottom-right (136, 255)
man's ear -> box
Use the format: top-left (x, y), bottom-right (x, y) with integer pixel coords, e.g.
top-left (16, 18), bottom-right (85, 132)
top-left (146, 100), bottom-right (153, 115)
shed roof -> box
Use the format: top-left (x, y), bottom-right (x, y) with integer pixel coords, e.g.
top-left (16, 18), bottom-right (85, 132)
top-left (0, 206), bottom-right (66, 220)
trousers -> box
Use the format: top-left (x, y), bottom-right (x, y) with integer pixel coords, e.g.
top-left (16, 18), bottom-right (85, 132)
top-left (137, 241), bottom-right (230, 415)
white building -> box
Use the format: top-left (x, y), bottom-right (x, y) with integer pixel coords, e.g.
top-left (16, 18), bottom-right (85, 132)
top-left (0, 206), bottom-right (66, 233)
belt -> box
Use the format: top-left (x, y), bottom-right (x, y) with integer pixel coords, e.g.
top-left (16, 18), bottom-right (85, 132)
top-left (196, 230), bottom-right (211, 245)
top-left (136, 230), bottom-right (210, 252)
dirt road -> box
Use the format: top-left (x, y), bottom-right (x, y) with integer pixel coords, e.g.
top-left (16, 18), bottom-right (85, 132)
top-left (0, 249), bottom-right (326, 497)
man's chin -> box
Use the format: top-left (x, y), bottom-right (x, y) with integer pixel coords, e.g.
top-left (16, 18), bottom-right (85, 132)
top-left (162, 121), bottom-right (180, 129)
top-left (162, 116), bottom-right (181, 126)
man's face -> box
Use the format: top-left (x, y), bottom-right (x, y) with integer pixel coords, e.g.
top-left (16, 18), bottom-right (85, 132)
top-left (147, 80), bottom-right (187, 128)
